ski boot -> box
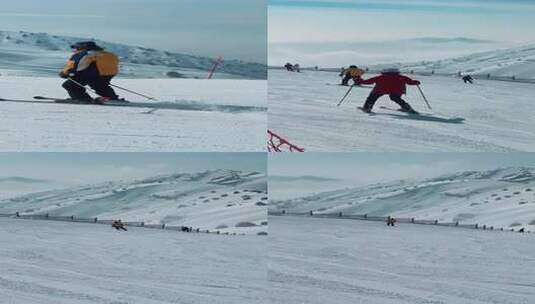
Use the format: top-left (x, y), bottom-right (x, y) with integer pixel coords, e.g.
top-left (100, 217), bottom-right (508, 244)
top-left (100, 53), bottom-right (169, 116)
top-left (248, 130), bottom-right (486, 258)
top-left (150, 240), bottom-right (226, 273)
top-left (399, 106), bottom-right (419, 115)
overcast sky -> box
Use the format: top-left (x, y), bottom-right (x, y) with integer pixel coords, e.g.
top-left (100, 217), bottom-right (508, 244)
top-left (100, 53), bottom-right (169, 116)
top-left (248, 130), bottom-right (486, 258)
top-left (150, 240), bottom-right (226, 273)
top-left (0, 153), bottom-right (266, 187)
top-left (0, 0), bottom-right (266, 63)
top-left (269, 0), bottom-right (535, 65)
top-left (270, 153), bottom-right (535, 186)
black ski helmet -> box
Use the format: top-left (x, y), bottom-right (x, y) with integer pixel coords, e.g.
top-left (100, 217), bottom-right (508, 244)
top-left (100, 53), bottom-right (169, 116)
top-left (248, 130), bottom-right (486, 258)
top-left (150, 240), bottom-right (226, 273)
top-left (70, 41), bottom-right (103, 51)
top-left (349, 65), bottom-right (357, 69)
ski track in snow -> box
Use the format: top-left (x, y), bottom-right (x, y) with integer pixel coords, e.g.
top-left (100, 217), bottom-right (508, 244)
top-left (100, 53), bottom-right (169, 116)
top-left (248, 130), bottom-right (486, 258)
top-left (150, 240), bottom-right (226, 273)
top-left (268, 70), bottom-right (535, 151)
top-left (269, 216), bottom-right (535, 304)
top-left (0, 77), bottom-right (266, 151)
top-left (0, 217), bottom-right (267, 304)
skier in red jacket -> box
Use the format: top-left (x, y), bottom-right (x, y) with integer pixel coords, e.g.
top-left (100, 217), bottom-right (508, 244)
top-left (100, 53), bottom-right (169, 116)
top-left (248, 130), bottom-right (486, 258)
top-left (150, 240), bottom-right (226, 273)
top-left (356, 68), bottom-right (420, 114)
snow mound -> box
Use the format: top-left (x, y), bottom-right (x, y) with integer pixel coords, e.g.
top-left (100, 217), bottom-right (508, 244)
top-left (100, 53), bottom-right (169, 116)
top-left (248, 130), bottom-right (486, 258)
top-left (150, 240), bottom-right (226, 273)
top-left (270, 167), bottom-right (535, 231)
top-left (372, 44), bottom-right (535, 79)
top-left (0, 30), bottom-right (266, 79)
top-left (0, 169), bottom-right (267, 234)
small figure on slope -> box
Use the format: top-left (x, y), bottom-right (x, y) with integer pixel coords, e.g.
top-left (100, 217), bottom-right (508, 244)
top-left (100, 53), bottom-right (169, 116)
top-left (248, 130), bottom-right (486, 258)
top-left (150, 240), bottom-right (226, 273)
top-left (60, 41), bottom-right (120, 103)
top-left (462, 74), bottom-right (474, 84)
top-left (112, 219), bottom-right (128, 231)
top-left (284, 62), bottom-right (294, 72)
top-left (386, 216), bottom-right (396, 227)
top-left (340, 65), bottom-right (365, 86)
top-left (293, 64), bottom-right (301, 73)
top-left (356, 68), bottom-right (420, 114)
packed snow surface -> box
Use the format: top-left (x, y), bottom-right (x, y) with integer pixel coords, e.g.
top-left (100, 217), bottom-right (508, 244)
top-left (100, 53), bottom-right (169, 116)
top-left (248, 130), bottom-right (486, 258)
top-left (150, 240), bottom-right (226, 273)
top-left (268, 69), bottom-right (535, 151)
top-left (0, 76), bottom-right (266, 151)
top-left (0, 170), bottom-right (267, 234)
top-left (270, 167), bottom-right (535, 231)
top-left (0, 217), bottom-right (267, 304)
top-left (269, 216), bottom-right (535, 304)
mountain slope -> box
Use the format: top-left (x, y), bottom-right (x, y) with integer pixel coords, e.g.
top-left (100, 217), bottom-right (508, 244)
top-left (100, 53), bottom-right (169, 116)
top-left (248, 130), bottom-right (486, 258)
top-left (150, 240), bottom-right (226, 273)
top-left (270, 167), bottom-right (535, 230)
top-left (371, 43), bottom-right (535, 79)
top-left (0, 30), bottom-right (266, 79)
top-left (0, 170), bottom-right (267, 234)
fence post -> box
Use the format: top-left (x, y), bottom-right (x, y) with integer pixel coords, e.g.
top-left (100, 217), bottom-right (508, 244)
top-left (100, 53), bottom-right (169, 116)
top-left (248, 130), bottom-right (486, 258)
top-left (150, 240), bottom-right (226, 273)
top-left (282, 210), bottom-right (286, 215)
top-left (161, 223), bottom-right (166, 229)
top-left (45, 213), bottom-right (49, 218)
top-left (71, 215), bottom-right (74, 221)
top-left (487, 73), bottom-right (490, 79)
top-left (364, 214), bottom-right (367, 219)
top-left (475, 223), bottom-right (478, 229)
top-left (455, 221), bottom-right (459, 226)
top-left (339, 212), bottom-right (343, 217)
top-left (309, 211), bottom-right (313, 216)
top-left (434, 220), bottom-right (438, 225)
top-left (16, 212), bottom-right (19, 217)
top-left (141, 222), bottom-right (144, 227)
top-left (411, 218), bottom-right (415, 223)
top-left (512, 75), bottom-right (516, 81)
top-left (483, 225), bottom-right (486, 230)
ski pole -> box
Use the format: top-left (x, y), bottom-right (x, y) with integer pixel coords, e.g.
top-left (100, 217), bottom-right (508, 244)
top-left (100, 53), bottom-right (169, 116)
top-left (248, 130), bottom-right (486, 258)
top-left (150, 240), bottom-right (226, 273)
top-left (109, 84), bottom-right (157, 101)
top-left (337, 85), bottom-right (354, 106)
top-left (417, 85), bottom-right (432, 110)
top-left (67, 77), bottom-right (99, 95)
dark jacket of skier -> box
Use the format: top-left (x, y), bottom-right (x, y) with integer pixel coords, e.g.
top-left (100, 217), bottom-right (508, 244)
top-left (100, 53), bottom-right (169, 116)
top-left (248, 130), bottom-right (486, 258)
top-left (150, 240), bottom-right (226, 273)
top-left (357, 72), bottom-right (420, 96)
top-left (60, 41), bottom-right (120, 101)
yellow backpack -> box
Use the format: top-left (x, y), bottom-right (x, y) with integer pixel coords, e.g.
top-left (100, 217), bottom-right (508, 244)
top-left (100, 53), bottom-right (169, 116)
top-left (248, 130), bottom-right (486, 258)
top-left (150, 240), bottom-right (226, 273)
top-left (95, 51), bottom-right (119, 76)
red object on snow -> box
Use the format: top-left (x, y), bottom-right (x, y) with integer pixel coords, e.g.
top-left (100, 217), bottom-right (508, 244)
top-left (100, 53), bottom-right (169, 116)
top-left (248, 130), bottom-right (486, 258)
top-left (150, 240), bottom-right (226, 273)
top-left (208, 56), bottom-right (224, 79)
top-left (267, 130), bottom-right (304, 152)
top-left (358, 74), bottom-right (420, 95)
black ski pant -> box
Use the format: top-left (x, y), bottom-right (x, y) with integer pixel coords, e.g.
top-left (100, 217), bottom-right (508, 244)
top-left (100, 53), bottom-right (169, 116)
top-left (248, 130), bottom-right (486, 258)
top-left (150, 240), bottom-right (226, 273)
top-left (363, 93), bottom-right (413, 111)
top-left (62, 75), bottom-right (119, 100)
top-left (341, 74), bottom-right (351, 85)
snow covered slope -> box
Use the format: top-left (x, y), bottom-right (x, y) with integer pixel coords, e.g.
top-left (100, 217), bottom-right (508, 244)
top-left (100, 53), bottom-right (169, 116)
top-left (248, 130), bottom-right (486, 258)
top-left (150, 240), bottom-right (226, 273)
top-left (0, 76), bottom-right (266, 151)
top-left (0, 170), bottom-right (267, 235)
top-left (0, 30), bottom-right (266, 79)
top-left (268, 69), bottom-right (535, 151)
top-left (0, 217), bottom-right (267, 304)
top-left (371, 44), bottom-right (535, 79)
top-left (269, 216), bottom-right (535, 304)
top-left (270, 167), bottom-right (535, 231)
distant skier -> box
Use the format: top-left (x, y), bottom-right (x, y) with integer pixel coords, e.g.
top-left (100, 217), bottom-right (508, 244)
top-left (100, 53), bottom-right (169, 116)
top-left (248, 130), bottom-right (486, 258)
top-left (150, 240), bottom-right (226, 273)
top-left (518, 228), bottom-right (525, 233)
top-left (112, 219), bottom-right (127, 231)
top-left (293, 64), bottom-right (301, 73)
top-left (284, 62), bottom-right (294, 72)
top-left (340, 65), bottom-right (365, 86)
top-left (60, 41), bottom-right (120, 103)
top-left (462, 75), bottom-right (474, 84)
top-left (356, 68), bottom-right (420, 114)
top-left (386, 216), bottom-right (396, 227)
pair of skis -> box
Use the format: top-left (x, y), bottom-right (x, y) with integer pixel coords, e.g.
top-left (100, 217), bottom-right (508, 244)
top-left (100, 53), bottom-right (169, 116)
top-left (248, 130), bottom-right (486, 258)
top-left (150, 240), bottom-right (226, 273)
top-left (0, 96), bottom-right (266, 113)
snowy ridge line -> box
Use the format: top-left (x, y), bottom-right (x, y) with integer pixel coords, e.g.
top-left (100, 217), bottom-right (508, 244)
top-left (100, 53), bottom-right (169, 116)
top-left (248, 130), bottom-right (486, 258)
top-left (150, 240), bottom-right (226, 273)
top-left (0, 213), bottom-right (250, 236)
top-left (268, 210), bottom-right (532, 233)
top-left (269, 66), bottom-right (535, 84)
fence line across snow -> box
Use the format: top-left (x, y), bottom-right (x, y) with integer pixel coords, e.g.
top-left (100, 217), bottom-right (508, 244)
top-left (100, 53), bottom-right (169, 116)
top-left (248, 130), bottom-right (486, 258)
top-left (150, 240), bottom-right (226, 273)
top-left (268, 210), bottom-right (531, 234)
top-left (268, 66), bottom-right (535, 85)
top-left (0, 212), bottom-right (246, 236)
